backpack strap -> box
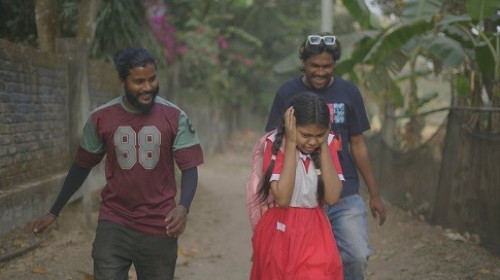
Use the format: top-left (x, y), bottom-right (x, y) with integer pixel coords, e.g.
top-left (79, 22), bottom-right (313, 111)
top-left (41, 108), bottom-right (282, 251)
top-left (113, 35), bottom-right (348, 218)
top-left (246, 131), bottom-right (275, 230)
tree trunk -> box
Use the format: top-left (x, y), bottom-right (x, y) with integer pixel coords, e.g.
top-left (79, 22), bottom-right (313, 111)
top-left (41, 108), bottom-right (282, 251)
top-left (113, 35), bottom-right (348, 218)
top-left (34, 0), bottom-right (58, 52)
top-left (75, 0), bottom-right (102, 227)
top-left (403, 49), bottom-right (423, 150)
top-left (77, 0), bottom-right (102, 46)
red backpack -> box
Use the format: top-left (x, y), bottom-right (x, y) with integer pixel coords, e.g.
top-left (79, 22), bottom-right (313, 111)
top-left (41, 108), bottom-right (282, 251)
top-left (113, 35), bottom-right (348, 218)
top-left (246, 131), bottom-right (276, 230)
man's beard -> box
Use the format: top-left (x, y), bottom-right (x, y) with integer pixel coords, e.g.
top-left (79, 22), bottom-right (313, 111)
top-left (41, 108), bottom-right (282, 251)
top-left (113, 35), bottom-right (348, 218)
top-left (124, 85), bottom-right (159, 112)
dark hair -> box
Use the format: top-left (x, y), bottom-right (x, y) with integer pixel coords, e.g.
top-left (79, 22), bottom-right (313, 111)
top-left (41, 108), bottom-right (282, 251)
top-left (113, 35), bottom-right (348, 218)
top-left (113, 47), bottom-right (158, 80)
top-left (257, 92), bottom-right (331, 204)
top-left (299, 32), bottom-right (342, 63)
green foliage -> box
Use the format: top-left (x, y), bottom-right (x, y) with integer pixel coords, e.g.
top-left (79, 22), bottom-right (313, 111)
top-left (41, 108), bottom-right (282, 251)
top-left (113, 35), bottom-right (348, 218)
top-left (143, 0), bottom-right (330, 120)
top-left (340, 0), bottom-right (376, 29)
top-left (364, 20), bottom-right (434, 64)
top-left (6, 0), bottom-right (496, 131)
top-left (400, 0), bottom-right (442, 23)
top-left (455, 73), bottom-right (469, 97)
top-left (1, 0), bottom-right (342, 123)
top-left (0, 0), bottom-right (37, 46)
top-left (465, 0), bottom-right (498, 21)
top-left (423, 35), bottom-right (467, 67)
top-left (58, 0), bottom-right (79, 37)
top-left (90, 0), bottom-right (161, 63)
top-left (475, 42), bottom-right (496, 76)
top-left (435, 7), bottom-right (499, 105)
top-left (336, 0), bottom-right (497, 110)
top-left (437, 14), bottom-right (474, 48)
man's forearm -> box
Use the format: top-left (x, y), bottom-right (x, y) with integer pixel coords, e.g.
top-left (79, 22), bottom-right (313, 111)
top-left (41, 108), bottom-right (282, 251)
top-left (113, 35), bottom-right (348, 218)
top-left (179, 167), bottom-right (198, 211)
top-left (350, 136), bottom-right (380, 197)
top-left (49, 163), bottom-right (91, 216)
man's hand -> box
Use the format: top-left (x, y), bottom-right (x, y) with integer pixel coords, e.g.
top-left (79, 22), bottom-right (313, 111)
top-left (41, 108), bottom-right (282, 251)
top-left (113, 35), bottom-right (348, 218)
top-left (32, 212), bottom-right (58, 234)
top-left (369, 195), bottom-right (387, 226)
top-left (165, 205), bottom-right (188, 238)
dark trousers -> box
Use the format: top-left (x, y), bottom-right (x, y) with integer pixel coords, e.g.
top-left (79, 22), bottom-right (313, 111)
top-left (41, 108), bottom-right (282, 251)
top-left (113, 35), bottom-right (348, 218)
top-left (92, 220), bottom-right (177, 280)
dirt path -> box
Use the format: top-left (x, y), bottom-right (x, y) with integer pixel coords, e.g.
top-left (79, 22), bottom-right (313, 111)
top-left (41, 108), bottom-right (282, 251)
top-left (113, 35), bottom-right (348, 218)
top-left (1, 150), bottom-right (500, 280)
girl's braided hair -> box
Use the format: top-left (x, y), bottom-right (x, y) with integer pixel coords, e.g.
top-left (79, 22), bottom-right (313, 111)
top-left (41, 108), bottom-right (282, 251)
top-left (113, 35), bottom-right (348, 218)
top-left (257, 92), bottom-right (331, 203)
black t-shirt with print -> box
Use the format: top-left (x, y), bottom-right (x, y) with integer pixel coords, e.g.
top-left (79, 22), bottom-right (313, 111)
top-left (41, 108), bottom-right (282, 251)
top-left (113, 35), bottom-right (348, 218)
top-left (265, 76), bottom-right (370, 198)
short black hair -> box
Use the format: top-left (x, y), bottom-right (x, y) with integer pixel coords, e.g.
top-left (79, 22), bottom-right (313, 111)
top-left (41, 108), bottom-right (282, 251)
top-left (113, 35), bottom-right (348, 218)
top-left (299, 32), bottom-right (342, 63)
top-left (113, 47), bottom-right (157, 80)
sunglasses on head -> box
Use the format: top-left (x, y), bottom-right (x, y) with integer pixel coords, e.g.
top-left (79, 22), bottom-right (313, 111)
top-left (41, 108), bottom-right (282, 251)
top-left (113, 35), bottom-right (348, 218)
top-left (307, 35), bottom-right (336, 46)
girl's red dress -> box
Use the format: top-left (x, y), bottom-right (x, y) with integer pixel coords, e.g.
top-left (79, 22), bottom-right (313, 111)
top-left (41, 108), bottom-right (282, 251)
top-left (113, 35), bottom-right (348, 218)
top-left (249, 133), bottom-right (343, 280)
top-left (250, 206), bottom-right (343, 280)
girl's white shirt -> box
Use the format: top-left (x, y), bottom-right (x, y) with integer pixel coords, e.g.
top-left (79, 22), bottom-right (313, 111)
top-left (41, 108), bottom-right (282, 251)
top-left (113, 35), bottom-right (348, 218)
top-left (267, 133), bottom-right (322, 208)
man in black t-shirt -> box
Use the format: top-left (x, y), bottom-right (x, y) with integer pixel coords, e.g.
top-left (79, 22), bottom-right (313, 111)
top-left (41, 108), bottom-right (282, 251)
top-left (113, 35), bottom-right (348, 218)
top-left (265, 33), bottom-right (387, 280)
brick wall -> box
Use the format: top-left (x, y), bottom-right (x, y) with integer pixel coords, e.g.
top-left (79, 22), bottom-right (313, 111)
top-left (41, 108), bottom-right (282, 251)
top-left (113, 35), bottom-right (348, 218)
top-left (0, 39), bottom-right (120, 235)
top-left (0, 39), bottom-right (216, 236)
top-left (88, 60), bottom-right (121, 109)
top-left (0, 40), bottom-right (70, 190)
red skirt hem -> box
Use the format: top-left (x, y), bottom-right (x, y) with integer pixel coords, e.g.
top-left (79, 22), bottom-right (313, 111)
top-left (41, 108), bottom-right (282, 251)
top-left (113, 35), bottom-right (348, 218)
top-left (250, 206), bottom-right (343, 280)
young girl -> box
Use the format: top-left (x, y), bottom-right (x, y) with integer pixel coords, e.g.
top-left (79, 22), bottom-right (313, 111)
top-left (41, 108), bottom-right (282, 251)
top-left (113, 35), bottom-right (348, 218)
top-left (250, 92), bottom-right (344, 280)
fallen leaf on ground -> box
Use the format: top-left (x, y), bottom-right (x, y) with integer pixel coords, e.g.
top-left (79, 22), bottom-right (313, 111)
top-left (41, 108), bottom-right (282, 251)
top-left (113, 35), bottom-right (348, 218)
top-left (478, 266), bottom-right (491, 274)
top-left (32, 265), bottom-right (50, 274)
top-left (178, 246), bottom-right (199, 258)
top-left (76, 269), bottom-right (93, 280)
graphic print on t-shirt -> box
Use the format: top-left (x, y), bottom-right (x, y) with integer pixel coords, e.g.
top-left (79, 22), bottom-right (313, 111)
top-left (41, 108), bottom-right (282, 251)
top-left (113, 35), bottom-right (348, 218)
top-left (326, 103), bottom-right (346, 125)
top-left (326, 103), bottom-right (344, 151)
top-left (114, 125), bottom-right (161, 170)
top-left (332, 103), bottom-right (345, 124)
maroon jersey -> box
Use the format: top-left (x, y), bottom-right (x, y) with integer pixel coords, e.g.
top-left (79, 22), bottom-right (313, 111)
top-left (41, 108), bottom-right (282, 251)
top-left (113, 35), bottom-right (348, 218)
top-left (75, 96), bottom-right (203, 237)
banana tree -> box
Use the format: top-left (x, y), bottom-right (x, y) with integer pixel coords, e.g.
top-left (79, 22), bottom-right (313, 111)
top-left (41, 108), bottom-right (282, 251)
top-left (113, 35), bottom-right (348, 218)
top-left (338, 0), bottom-right (450, 150)
top-left (432, 0), bottom-right (499, 132)
top-left (341, 0), bottom-right (499, 133)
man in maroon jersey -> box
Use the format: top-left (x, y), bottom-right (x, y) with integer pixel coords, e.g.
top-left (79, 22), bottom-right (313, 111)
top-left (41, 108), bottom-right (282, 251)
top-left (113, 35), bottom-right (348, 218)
top-left (32, 47), bottom-right (204, 280)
